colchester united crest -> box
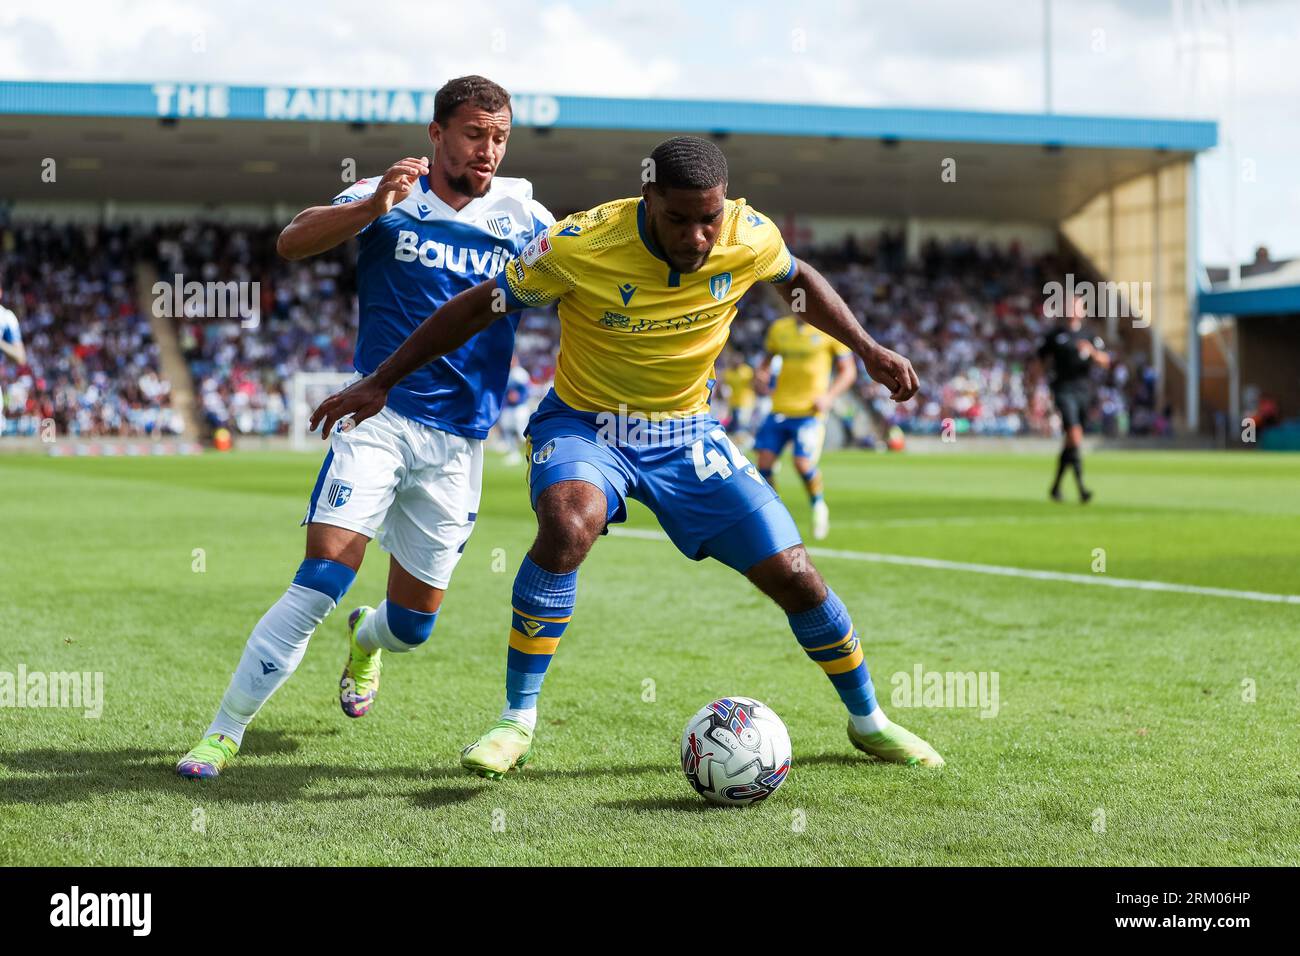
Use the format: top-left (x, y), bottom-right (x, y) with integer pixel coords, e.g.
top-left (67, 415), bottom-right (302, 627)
top-left (532, 439), bottom-right (556, 465)
top-left (708, 272), bottom-right (732, 301)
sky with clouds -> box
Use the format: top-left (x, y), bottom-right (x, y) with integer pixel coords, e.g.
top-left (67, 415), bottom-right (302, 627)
top-left (1, 0), bottom-right (1296, 264)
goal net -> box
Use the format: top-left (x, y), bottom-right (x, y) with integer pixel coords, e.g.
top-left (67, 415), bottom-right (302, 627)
top-left (289, 371), bottom-right (357, 451)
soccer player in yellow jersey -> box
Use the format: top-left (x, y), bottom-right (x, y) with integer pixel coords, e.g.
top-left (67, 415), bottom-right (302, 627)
top-left (755, 315), bottom-right (857, 540)
top-left (313, 136), bottom-right (944, 780)
top-left (718, 347), bottom-right (757, 437)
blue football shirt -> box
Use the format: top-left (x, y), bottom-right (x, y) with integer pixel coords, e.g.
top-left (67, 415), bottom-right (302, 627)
top-left (332, 173), bottom-right (553, 439)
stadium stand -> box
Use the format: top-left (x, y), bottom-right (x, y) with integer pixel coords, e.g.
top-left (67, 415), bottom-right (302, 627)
top-left (150, 222), bottom-right (356, 435)
top-left (3, 217), bottom-right (1156, 440)
top-left (0, 221), bottom-right (183, 438)
top-left (732, 233), bottom-right (1160, 438)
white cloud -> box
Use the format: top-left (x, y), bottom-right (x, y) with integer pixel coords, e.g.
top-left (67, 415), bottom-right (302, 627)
top-left (0, 0), bottom-right (1296, 258)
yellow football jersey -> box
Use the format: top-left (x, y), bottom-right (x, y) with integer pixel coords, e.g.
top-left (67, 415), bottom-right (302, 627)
top-left (723, 363), bottom-right (756, 409)
top-left (765, 315), bottom-right (852, 416)
top-left (498, 196), bottom-right (796, 415)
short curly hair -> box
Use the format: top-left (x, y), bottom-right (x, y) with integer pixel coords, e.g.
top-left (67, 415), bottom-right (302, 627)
top-left (647, 135), bottom-right (728, 191)
top-left (434, 75), bottom-right (512, 126)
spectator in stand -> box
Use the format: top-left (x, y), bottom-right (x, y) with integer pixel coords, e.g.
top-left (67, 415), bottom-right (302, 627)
top-left (3, 220), bottom-right (1148, 441)
top-left (1, 222), bottom-right (181, 438)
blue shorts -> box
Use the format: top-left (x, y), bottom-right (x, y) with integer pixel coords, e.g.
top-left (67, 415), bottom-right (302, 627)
top-left (525, 390), bottom-right (802, 573)
top-left (754, 413), bottom-right (826, 462)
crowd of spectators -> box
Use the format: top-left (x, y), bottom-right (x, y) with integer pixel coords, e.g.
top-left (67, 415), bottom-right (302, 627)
top-left (152, 222), bottom-right (356, 435)
top-left (730, 232), bottom-right (1161, 437)
top-left (0, 222), bottom-right (182, 438)
top-left (2, 219), bottom-right (1159, 440)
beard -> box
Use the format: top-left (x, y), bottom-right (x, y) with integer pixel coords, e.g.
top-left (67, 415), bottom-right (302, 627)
top-left (447, 169), bottom-right (491, 199)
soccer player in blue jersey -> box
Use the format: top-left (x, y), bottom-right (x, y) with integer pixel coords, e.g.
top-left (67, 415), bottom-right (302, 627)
top-left (314, 136), bottom-right (944, 778)
top-left (177, 76), bottom-right (555, 779)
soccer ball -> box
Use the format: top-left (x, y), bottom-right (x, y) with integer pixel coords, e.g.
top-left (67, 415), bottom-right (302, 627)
top-left (680, 696), bottom-right (792, 806)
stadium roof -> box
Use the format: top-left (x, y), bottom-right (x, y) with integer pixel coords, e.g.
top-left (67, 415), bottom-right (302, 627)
top-left (0, 80), bottom-right (1218, 221)
top-left (1199, 260), bottom-right (1300, 317)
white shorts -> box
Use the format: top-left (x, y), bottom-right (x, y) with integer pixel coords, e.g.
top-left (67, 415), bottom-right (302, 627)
top-left (302, 405), bottom-right (484, 589)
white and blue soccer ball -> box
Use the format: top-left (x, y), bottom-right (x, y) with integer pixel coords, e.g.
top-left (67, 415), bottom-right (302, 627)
top-left (681, 696), bottom-right (792, 806)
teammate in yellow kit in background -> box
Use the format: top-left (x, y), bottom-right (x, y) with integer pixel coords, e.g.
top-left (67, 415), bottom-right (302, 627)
top-left (718, 347), bottom-right (758, 444)
top-left (754, 315), bottom-right (857, 540)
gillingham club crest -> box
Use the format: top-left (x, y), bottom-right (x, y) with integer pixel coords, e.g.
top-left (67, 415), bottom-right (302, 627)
top-left (708, 272), bottom-right (732, 301)
top-left (327, 479), bottom-right (353, 508)
top-left (486, 213), bottom-right (515, 239)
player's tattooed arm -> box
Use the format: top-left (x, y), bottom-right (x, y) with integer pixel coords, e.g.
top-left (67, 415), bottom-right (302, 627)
top-left (308, 279), bottom-right (506, 438)
top-left (775, 257), bottom-right (919, 402)
top-left (277, 156), bottom-right (430, 260)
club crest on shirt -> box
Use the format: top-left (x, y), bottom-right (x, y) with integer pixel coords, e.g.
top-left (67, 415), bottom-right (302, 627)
top-left (327, 479), bottom-right (353, 508)
top-left (708, 272), bottom-right (732, 301)
top-left (531, 439), bottom-right (556, 465)
top-left (486, 213), bottom-right (515, 239)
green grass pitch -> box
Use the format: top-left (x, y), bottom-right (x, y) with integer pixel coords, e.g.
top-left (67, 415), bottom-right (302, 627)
top-left (1, 447), bottom-right (1297, 866)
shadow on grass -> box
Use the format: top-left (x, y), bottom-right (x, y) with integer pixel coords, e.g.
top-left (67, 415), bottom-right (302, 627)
top-left (596, 754), bottom-right (884, 813)
top-left (0, 727), bottom-right (445, 807)
top-left (0, 726), bottom-right (676, 812)
top-left (598, 754), bottom-right (925, 816)
top-left (1, 733), bottom-right (882, 815)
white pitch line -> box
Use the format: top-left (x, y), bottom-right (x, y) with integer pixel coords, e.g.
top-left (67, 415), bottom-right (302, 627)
top-left (606, 527), bottom-right (1300, 606)
top-left (832, 513), bottom-right (1152, 529)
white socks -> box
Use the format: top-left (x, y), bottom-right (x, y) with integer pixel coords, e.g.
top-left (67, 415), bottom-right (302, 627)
top-left (501, 704), bottom-right (537, 732)
top-left (355, 601), bottom-right (416, 654)
top-left (206, 583), bottom-right (336, 745)
top-left (849, 706), bottom-right (890, 736)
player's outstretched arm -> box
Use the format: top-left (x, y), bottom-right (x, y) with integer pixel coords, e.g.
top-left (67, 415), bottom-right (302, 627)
top-left (309, 279), bottom-right (509, 438)
top-left (775, 257), bottom-right (919, 402)
top-left (0, 338), bottom-right (25, 365)
top-left (1081, 337), bottom-right (1113, 370)
top-left (277, 156), bottom-right (430, 260)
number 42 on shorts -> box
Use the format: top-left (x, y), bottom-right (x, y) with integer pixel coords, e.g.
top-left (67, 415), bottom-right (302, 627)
top-left (691, 428), bottom-right (764, 484)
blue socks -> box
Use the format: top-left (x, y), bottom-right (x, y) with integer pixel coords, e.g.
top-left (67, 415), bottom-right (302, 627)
top-left (787, 588), bottom-right (878, 717)
top-left (504, 556), bottom-right (577, 711)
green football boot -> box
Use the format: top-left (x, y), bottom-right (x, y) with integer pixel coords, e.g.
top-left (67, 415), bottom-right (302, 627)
top-left (176, 733), bottom-right (239, 780)
top-left (848, 719), bottom-right (945, 767)
top-left (340, 606), bottom-right (382, 718)
top-left (461, 718), bottom-right (535, 779)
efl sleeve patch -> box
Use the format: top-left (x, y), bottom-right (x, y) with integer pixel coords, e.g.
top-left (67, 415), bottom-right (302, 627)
top-left (520, 233), bottom-right (552, 266)
top-left (501, 226), bottom-right (577, 308)
top-left (331, 177), bottom-right (378, 206)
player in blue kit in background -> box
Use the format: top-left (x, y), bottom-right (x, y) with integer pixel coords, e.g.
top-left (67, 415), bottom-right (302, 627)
top-left (177, 76), bottom-right (554, 779)
top-left (497, 357), bottom-right (533, 465)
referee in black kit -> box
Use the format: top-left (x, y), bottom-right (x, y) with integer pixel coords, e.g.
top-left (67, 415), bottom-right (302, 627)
top-left (1038, 295), bottom-right (1109, 503)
